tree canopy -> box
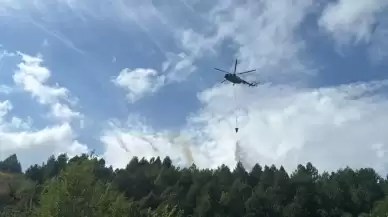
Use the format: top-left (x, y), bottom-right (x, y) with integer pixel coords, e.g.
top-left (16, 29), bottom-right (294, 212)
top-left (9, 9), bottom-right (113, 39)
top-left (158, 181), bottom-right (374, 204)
top-left (0, 153), bottom-right (387, 217)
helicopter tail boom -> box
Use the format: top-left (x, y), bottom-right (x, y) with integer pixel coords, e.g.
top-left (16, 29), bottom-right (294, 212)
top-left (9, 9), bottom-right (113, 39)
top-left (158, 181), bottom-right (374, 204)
top-left (248, 81), bottom-right (259, 87)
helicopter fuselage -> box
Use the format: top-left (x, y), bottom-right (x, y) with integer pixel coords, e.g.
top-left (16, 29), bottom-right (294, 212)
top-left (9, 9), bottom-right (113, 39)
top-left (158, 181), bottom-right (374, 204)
top-left (224, 73), bottom-right (244, 84)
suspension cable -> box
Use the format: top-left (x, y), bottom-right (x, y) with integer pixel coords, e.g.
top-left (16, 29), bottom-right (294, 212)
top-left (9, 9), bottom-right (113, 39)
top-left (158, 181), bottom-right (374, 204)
top-left (233, 84), bottom-right (239, 133)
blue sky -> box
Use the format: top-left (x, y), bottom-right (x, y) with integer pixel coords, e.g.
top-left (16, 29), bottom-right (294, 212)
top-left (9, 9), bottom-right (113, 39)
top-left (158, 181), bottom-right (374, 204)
top-left (1, 0), bottom-right (388, 174)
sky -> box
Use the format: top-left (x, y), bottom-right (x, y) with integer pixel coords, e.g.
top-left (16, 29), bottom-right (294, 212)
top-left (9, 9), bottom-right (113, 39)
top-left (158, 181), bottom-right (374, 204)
top-left (0, 0), bottom-right (388, 174)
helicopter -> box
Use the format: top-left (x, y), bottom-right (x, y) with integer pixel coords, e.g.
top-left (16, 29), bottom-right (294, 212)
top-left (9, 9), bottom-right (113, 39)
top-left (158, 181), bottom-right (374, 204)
top-left (214, 59), bottom-right (258, 87)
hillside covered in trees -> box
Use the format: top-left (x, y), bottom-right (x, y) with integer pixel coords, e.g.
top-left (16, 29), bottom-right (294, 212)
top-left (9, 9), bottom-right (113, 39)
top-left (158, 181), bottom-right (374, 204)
top-left (0, 153), bottom-right (387, 216)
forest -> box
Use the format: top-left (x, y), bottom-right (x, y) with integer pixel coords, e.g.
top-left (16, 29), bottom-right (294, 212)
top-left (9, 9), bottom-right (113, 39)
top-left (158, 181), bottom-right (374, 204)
top-left (0, 153), bottom-right (387, 216)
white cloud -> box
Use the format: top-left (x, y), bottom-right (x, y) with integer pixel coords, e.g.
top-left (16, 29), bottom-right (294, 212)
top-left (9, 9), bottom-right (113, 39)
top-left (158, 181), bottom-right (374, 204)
top-left (50, 102), bottom-right (81, 122)
top-left (318, 0), bottom-right (388, 64)
top-left (0, 123), bottom-right (88, 168)
top-left (13, 52), bottom-right (81, 122)
top-left (0, 100), bottom-right (12, 120)
top-left (0, 99), bottom-right (88, 169)
top-left (0, 85), bottom-right (13, 94)
top-left (0, 100), bottom-right (30, 131)
top-left (113, 68), bottom-right (165, 103)
top-left (179, 29), bottom-right (217, 57)
top-left (319, 0), bottom-right (388, 45)
top-left (222, 0), bottom-right (315, 79)
top-left (13, 53), bottom-right (67, 104)
top-left (8, 117), bottom-right (32, 130)
top-left (162, 28), bottom-right (219, 82)
top-left (102, 80), bottom-right (388, 174)
top-left (163, 52), bottom-right (197, 82)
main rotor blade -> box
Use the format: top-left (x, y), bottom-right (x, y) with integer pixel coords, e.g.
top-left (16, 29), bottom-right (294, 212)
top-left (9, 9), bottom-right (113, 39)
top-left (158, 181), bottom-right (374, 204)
top-left (237, 69), bottom-right (256, 75)
top-left (214, 68), bottom-right (229, 73)
top-left (234, 59), bottom-right (238, 74)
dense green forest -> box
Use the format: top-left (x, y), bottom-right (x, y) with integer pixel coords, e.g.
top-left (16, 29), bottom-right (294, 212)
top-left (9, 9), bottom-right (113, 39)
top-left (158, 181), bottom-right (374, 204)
top-left (0, 153), bottom-right (387, 216)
